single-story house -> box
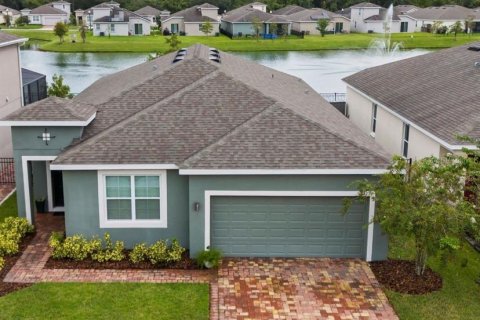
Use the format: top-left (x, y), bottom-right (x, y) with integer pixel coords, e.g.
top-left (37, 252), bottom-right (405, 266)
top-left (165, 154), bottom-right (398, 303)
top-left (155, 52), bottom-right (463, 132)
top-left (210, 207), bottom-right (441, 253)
top-left (343, 43), bottom-right (480, 160)
top-left (0, 32), bottom-right (26, 157)
top-left (0, 5), bottom-right (21, 25)
top-left (93, 7), bottom-right (151, 36)
top-left (162, 3), bottom-right (219, 36)
top-left (271, 4), bottom-right (305, 16)
top-left (405, 5), bottom-right (480, 32)
top-left (21, 1), bottom-right (70, 26)
top-left (284, 8), bottom-right (351, 34)
top-left (1, 44), bottom-right (390, 261)
top-left (221, 2), bottom-right (291, 37)
top-left (134, 5), bottom-right (170, 27)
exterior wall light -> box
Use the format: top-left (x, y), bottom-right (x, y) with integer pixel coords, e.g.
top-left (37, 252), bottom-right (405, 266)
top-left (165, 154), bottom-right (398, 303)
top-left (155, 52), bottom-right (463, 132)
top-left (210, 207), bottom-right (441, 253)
top-left (193, 202), bottom-right (201, 212)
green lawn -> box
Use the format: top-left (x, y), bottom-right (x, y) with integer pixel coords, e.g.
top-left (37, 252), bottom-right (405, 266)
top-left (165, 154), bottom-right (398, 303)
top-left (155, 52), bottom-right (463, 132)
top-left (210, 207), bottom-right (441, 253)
top-left (0, 283), bottom-right (209, 319)
top-left (4, 29), bottom-right (480, 53)
top-left (387, 237), bottom-right (480, 319)
top-left (0, 191), bottom-right (17, 222)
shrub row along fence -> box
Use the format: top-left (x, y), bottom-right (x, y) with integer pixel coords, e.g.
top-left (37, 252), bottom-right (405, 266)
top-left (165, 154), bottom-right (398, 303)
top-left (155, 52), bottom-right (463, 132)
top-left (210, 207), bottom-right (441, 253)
top-left (0, 158), bottom-right (14, 184)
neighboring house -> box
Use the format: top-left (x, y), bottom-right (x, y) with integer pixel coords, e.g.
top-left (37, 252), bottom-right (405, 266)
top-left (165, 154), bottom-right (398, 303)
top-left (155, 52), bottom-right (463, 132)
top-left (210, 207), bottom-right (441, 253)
top-left (21, 1), bottom-right (70, 26)
top-left (343, 43), bottom-right (480, 160)
top-left (76, 1), bottom-right (151, 36)
top-left (134, 5), bottom-right (170, 27)
top-left (0, 5), bottom-right (21, 25)
top-left (162, 3), bottom-right (219, 36)
top-left (272, 4), bottom-right (305, 16)
top-left (284, 8), bottom-right (351, 34)
top-left (0, 44), bottom-right (390, 261)
top-left (221, 2), bottom-right (291, 37)
top-left (0, 32), bottom-right (26, 157)
top-left (405, 5), bottom-right (480, 32)
top-left (22, 68), bottom-right (47, 106)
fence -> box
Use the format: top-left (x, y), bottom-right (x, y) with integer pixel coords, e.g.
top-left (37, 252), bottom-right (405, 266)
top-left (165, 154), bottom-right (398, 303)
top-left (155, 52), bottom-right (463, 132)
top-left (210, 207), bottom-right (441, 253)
top-left (320, 93), bottom-right (346, 102)
top-left (0, 158), bottom-right (15, 184)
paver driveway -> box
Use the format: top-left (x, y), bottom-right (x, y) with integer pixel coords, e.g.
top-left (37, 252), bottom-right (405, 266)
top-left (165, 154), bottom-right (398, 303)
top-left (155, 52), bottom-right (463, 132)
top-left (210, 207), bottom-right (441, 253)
top-left (216, 258), bottom-right (397, 320)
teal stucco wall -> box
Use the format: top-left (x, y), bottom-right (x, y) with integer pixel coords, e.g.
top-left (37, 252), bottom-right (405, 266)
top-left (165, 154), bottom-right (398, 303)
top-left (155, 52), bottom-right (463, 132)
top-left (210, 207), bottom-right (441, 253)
top-left (188, 175), bottom-right (388, 260)
top-left (62, 170), bottom-right (189, 248)
top-left (11, 126), bottom-right (84, 221)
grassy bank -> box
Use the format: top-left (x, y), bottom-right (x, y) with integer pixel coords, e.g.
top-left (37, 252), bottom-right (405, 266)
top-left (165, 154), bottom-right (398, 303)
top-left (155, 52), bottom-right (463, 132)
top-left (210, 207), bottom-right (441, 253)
top-left (5, 29), bottom-right (480, 53)
top-left (387, 237), bottom-right (480, 319)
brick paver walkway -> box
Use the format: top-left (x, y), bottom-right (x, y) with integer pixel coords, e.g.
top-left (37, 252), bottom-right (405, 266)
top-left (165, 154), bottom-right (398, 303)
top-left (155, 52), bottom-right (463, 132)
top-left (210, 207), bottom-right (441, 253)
top-left (4, 213), bottom-right (213, 284)
top-left (216, 258), bottom-right (398, 320)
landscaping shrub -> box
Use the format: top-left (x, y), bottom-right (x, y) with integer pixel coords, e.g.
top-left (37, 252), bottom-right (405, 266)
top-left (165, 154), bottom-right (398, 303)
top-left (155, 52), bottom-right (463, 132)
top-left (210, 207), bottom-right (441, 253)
top-left (196, 248), bottom-right (223, 269)
top-left (129, 239), bottom-right (185, 265)
top-left (0, 256), bottom-right (4, 271)
top-left (91, 233), bottom-right (125, 262)
top-left (49, 233), bottom-right (101, 261)
top-left (0, 217), bottom-right (34, 271)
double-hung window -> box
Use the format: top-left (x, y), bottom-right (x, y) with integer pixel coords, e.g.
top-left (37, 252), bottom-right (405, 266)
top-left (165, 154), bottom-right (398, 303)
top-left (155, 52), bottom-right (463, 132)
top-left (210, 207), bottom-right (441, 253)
top-left (402, 123), bottom-right (410, 158)
top-left (371, 103), bottom-right (378, 137)
top-left (110, 23), bottom-right (115, 32)
top-left (98, 171), bottom-right (167, 228)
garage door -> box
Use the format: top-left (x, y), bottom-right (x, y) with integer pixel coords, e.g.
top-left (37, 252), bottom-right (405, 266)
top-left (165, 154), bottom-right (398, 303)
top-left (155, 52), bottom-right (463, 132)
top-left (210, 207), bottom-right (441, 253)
top-left (44, 17), bottom-right (62, 26)
top-left (211, 196), bottom-right (367, 258)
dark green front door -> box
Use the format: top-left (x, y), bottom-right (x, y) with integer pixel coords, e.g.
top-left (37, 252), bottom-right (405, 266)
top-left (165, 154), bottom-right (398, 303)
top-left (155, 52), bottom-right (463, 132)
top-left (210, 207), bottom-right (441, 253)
top-left (400, 22), bottom-right (408, 32)
top-left (211, 196), bottom-right (367, 258)
top-left (134, 23), bottom-right (143, 35)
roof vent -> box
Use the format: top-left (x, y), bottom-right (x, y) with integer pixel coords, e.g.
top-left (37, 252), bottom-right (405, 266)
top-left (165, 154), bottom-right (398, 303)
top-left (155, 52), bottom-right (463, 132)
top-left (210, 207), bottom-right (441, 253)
top-left (172, 49), bottom-right (187, 63)
top-left (209, 48), bottom-right (221, 63)
top-left (468, 46), bottom-right (480, 52)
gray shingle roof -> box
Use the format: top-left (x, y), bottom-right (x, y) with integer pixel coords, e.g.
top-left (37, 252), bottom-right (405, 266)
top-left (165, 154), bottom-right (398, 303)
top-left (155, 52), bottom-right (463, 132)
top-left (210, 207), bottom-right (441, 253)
top-left (272, 5), bottom-right (305, 16)
top-left (407, 5), bottom-right (476, 20)
top-left (343, 44), bottom-right (480, 146)
top-left (351, 2), bottom-right (382, 8)
top-left (166, 4), bottom-right (218, 23)
top-left (222, 4), bottom-right (289, 23)
top-left (51, 45), bottom-right (389, 169)
top-left (364, 8), bottom-right (400, 21)
top-left (286, 8), bottom-right (345, 22)
top-left (0, 31), bottom-right (24, 46)
top-left (134, 5), bottom-right (162, 16)
top-left (3, 97), bottom-right (96, 122)
top-left (0, 5), bottom-right (20, 15)
top-left (94, 7), bottom-right (149, 23)
top-left (30, 4), bottom-right (66, 15)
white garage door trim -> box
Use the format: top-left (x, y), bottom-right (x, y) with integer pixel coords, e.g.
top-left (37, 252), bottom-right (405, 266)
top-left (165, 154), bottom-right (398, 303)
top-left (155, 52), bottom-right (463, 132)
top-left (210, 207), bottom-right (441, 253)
top-left (204, 190), bottom-right (376, 261)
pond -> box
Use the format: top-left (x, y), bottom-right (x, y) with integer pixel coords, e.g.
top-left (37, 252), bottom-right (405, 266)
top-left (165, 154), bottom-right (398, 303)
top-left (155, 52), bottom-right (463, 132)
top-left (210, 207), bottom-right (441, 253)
top-left (20, 49), bottom-right (429, 95)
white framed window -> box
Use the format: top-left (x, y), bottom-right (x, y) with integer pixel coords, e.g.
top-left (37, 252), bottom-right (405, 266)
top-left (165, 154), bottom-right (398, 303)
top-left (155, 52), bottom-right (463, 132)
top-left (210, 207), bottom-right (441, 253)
top-left (199, 23), bottom-right (203, 31)
top-left (98, 170), bottom-right (167, 228)
top-left (110, 23), bottom-right (115, 32)
top-left (96, 23), bottom-right (100, 30)
top-left (370, 103), bottom-right (378, 137)
top-left (32, 15), bottom-right (40, 22)
top-left (402, 123), bottom-right (410, 158)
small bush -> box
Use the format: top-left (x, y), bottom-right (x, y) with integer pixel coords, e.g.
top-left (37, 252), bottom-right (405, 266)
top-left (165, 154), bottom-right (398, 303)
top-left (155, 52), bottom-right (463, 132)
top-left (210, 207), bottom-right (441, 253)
top-left (167, 239), bottom-right (185, 263)
top-left (0, 234), bottom-right (20, 256)
top-left (0, 217), bottom-right (34, 256)
top-left (0, 256), bottom-right (4, 271)
top-left (196, 248), bottom-right (222, 269)
top-left (147, 240), bottom-right (169, 264)
top-left (91, 233), bottom-right (125, 262)
top-left (49, 233), bottom-right (101, 261)
top-left (129, 243), bottom-right (149, 264)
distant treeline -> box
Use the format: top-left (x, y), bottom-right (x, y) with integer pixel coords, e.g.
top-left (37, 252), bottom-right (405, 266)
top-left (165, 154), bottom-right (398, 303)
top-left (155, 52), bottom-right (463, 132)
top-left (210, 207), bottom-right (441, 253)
top-left (1, 0), bottom-right (479, 14)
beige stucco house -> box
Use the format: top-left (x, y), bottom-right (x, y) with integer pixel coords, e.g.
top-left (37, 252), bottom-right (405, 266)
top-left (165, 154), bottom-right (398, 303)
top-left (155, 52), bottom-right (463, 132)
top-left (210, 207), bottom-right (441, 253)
top-left (0, 5), bottom-right (21, 25)
top-left (343, 44), bottom-right (480, 160)
top-left (284, 8), bottom-right (351, 34)
top-left (0, 32), bottom-right (26, 157)
top-left (162, 3), bottom-right (219, 36)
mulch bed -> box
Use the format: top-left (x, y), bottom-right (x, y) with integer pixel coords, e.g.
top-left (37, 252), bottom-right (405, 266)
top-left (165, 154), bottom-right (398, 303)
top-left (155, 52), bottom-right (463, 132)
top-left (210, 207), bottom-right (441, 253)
top-left (370, 259), bottom-right (442, 295)
top-left (44, 251), bottom-right (201, 270)
top-left (0, 233), bottom-right (35, 297)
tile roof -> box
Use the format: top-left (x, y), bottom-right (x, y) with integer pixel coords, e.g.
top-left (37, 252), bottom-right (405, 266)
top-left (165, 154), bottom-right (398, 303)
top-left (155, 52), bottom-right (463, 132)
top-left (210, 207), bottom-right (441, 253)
top-left (30, 4), bottom-right (67, 15)
top-left (272, 5), bottom-right (305, 16)
top-left (165, 4), bottom-right (218, 23)
top-left (343, 44), bottom-right (480, 146)
top-left (222, 4), bottom-right (289, 23)
top-left (3, 97), bottom-right (96, 122)
top-left (134, 5), bottom-right (162, 16)
top-left (50, 44), bottom-right (389, 169)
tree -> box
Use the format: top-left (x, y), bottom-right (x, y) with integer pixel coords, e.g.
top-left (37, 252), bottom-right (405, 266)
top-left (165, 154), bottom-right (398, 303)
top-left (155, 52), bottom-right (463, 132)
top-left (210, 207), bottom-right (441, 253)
top-left (251, 16), bottom-right (263, 41)
top-left (53, 22), bottom-right (68, 43)
top-left (466, 15), bottom-right (475, 36)
top-left (432, 21), bottom-right (443, 34)
top-left (200, 20), bottom-right (213, 37)
top-left (449, 21), bottom-right (463, 40)
top-left (79, 22), bottom-right (88, 43)
top-left (316, 19), bottom-right (330, 37)
top-left (165, 33), bottom-right (181, 52)
top-left (48, 74), bottom-right (73, 98)
top-left (3, 14), bottom-right (11, 27)
top-left (269, 23), bottom-right (278, 38)
top-left (344, 155), bottom-right (478, 276)
top-left (15, 16), bottom-right (29, 26)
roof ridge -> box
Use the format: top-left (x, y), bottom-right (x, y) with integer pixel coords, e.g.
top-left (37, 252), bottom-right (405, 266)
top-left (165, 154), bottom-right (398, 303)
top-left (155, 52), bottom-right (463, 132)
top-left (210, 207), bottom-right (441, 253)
top-left (277, 104), bottom-right (391, 164)
top-left (54, 65), bottom-right (221, 163)
top-left (182, 103), bottom-right (279, 167)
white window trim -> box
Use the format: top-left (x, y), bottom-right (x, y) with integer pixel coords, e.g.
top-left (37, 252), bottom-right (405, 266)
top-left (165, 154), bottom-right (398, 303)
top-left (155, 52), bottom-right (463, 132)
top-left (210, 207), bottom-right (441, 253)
top-left (97, 170), bottom-right (167, 228)
top-left (203, 190), bottom-right (376, 262)
top-left (46, 162), bottom-right (64, 212)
